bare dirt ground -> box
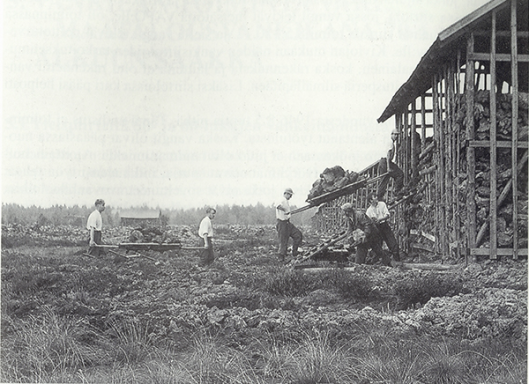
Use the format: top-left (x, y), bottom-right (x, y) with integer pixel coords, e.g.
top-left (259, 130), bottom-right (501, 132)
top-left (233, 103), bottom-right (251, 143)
top-left (1, 224), bottom-right (527, 383)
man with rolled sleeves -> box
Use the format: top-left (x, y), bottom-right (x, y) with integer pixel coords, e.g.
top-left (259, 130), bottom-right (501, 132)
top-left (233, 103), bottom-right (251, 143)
top-left (87, 199), bottom-right (105, 256)
top-left (366, 192), bottom-right (401, 266)
top-left (198, 207), bottom-right (216, 266)
top-left (275, 188), bottom-right (303, 262)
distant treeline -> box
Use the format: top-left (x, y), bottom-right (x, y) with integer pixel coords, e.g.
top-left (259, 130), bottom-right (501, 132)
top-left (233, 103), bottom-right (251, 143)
top-left (1, 203), bottom-right (315, 227)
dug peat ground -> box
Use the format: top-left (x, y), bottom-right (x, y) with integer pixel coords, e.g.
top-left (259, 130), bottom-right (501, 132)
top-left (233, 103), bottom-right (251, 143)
top-left (1, 224), bottom-right (527, 383)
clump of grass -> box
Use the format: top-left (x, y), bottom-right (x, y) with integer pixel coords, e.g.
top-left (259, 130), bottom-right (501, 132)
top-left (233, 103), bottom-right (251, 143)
top-left (107, 318), bottom-right (156, 365)
top-left (393, 272), bottom-right (464, 309)
top-left (289, 330), bottom-right (355, 384)
top-left (263, 269), bottom-right (324, 297)
top-left (180, 332), bottom-right (261, 383)
top-left (1, 307), bottom-right (103, 383)
top-left (248, 268), bottom-right (377, 302)
top-left (252, 334), bottom-right (297, 381)
top-left (323, 269), bottom-right (376, 300)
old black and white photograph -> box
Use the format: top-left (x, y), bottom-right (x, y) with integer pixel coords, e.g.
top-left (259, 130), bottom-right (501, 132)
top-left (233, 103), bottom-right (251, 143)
top-left (2, 0), bottom-right (528, 382)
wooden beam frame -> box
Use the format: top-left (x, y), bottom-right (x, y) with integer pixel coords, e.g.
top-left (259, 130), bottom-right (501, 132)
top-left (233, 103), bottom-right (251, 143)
top-left (468, 52), bottom-right (529, 62)
top-left (469, 140), bottom-right (528, 148)
top-left (470, 248), bottom-right (528, 256)
top-left (452, 63), bottom-right (458, 257)
top-left (489, 10), bottom-right (498, 259)
top-left (510, 0), bottom-right (519, 259)
top-left (377, 0), bottom-right (527, 261)
top-left (466, 33), bottom-right (477, 251)
top-left (411, 99), bottom-right (418, 179)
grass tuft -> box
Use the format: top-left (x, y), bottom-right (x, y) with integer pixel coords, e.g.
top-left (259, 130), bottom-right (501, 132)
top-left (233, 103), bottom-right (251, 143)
top-left (1, 307), bottom-right (103, 382)
top-left (107, 319), bottom-right (156, 365)
top-left (263, 269), bottom-right (323, 296)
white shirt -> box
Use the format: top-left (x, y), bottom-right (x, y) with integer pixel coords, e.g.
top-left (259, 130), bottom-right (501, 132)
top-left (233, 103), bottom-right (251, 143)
top-left (276, 197), bottom-right (291, 221)
top-left (198, 216), bottom-right (214, 238)
top-left (366, 201), bottom-right (390, 222)
top-left (86, 210), bottom-right (103, 231)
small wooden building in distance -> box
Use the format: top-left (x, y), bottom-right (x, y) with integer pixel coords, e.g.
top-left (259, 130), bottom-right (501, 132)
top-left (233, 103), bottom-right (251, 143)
top-left (377, 0), bottom-right (528, 260)
top-left (119, 209), bottom-right (162, 227)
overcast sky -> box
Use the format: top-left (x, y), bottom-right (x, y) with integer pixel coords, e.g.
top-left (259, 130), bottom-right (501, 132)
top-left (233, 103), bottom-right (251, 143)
top-left (2, 0), bottom-right (490, 210)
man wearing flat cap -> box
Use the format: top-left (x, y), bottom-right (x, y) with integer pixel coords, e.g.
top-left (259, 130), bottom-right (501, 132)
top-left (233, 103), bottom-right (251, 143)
top-left (377, 128), bottom-right (404, 201)
top-left (275, 188), bottom-right (303, 262)
top-left (340, 203), bottom-right (390, 266)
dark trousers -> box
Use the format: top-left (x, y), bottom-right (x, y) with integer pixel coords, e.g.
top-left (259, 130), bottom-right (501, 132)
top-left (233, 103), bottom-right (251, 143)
top-left (355, 239), bottom-right (391, 266)
top-left (377, 222), bottom-right (400, 261)
top-left (377, 157), bottom-right (404, 200)
top-left (87, 230), bottom-right (103, 256)
top-left (276, 219), bottom-right (303, 259)
top-left (199, 237), bottom-right (215, 266)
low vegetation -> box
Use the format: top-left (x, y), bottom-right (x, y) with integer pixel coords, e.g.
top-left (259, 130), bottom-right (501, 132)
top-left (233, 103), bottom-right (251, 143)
top-left (1, 224), bottom-right (527, 383)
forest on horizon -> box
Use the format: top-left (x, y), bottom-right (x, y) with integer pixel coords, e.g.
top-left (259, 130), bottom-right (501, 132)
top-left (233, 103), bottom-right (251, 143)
top-left (1, 202), bottom-right (316, 228)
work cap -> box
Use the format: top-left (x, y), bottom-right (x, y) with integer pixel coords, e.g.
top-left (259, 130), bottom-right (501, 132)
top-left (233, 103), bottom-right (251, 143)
top-left (341, 203), bottom-right (354, 212)
top-left (284, 188), bottom-right (294, 195)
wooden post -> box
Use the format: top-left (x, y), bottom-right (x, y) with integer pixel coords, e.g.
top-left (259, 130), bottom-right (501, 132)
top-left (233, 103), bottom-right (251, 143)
top-left (439, 70), bottom-right (448, 260)
top-left (475, 64), bottom-right (481, 89)
top-left (447, 59), bottom-right (459, 259)
top-left (432, 74), bottom-right (441, 256)
top-left (421, 95), bottom-right (426, 151)
top-left (403, 109), bottom-right (409, 185)
top-left (456, 51), bottom-right (462, 261)
top-left (444, 65), bottom-right (451, 260)
top-left (395, 113), bottom-right (402, 200)
top-left (466, 33), bottom-right (477, 254)
top-left (411, 99), bottom-right (418, 180)
top-left (446, 63), bottom-right (454, 259)
top-left (395, 112), bottom-right (404, 253)
top-left (510, 0), bottom-right (519, 259)
top-left (489, 10), bottom-right (498, 259)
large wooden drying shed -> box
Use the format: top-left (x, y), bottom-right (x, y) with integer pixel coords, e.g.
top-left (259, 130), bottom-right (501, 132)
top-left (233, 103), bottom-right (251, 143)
top-left (377, 0), bottom-right (528, 260)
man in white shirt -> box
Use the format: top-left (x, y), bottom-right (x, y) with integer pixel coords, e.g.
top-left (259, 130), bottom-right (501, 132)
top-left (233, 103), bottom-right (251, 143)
top-left (365, 193), bottom-right (401, 265)
top-left (377, 128), bottom-right (404, 201)
top-left (198, 207), bottom-right (216, 266)
top-left (86, 199), bottom-right (105, 256)
top-left (276, 188), bottom-right (303, 262)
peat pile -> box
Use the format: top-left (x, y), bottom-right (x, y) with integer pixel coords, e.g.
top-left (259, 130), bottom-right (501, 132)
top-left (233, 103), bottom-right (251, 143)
top-left (128, 226), bottom-right (179, 244)
top-left (307, 165), bottom-right (360, 200)
top-left (128, 225), bottom-right (199, 246)
top-left (404, 90), bottom-right (528, 250)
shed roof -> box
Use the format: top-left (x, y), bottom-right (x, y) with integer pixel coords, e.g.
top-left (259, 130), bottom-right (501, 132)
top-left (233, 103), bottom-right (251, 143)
top-left (119, 209), bottom-right (161, 219)
top-left (377, 0), bottom-right (516, 123)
